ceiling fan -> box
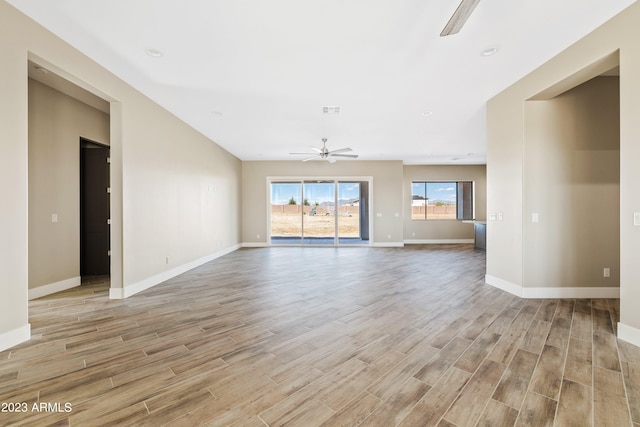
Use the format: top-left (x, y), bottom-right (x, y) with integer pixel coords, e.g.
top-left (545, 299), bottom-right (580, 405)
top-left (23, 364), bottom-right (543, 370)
top-left (290, 138), bottom-right (358, 163)
top-left (441, 0), bottom-right (480, 37)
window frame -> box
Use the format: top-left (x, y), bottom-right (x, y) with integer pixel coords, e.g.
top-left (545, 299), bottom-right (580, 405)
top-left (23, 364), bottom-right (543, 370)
top-left (411, 180), bottom-right (475, 221)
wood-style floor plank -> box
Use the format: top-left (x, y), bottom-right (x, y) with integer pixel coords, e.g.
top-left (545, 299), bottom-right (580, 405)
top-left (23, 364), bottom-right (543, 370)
top-left (623, 360), bottom-right (640, 424)
top-left (555, 379), bottom-right (592, 427)
top-left (516, 392), bottom-right (557, 427)
top-left (399, 367), bottom-right (471, 427)
top-left (0, 245), bottom-right (637, 426)
top-left (442, 359), bottom-right (506, 426)
top-left (529, 344), bottom-right (565, 400)
top-left (594, 367), bottom-right (632, 426)
top-left (476, 399), bottom-right (519, 427)
top-left (564, 337), bottom-right (592, 386)
top-left (492, 348), bottom-right (539, 410)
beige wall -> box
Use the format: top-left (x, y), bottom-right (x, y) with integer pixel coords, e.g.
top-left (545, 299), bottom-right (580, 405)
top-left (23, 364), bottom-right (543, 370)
top-left (0, 2), bottom-right (30, 343)
top-left (403, 165), bottom-right (486, 241)
top-left (523, 77), bottom-right (620, 288)
top-left (242, 161), bottom-right (404, 245)
top-left (119, 91), bottom-right (242, 287)
top-left (0, 1), bottom-right (241, 350)
top-left (487, 2), bottom-right (640, 337)
top-left (28, 78), bottom-right (110, 290)
top-left (243, 162), bottom-right (487, 245)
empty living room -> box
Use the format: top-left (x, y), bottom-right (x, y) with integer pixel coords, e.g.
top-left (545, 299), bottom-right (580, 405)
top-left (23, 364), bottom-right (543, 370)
top-left (2, 0), bottom-right (640, 426)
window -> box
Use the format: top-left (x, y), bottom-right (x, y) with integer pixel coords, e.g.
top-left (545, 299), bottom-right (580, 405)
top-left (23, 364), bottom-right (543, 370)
top-left (411, 181), bottom-right (474, 220)
top-left (269, 179), bottom-right (371, 245)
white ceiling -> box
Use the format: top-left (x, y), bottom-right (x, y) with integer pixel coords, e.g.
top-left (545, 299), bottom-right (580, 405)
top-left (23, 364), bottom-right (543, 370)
top-left (9, 0), bottom-right (635, 164)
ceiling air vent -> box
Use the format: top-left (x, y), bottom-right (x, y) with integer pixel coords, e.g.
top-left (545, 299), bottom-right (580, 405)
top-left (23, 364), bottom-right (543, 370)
top-left (322, 106), bottom-right (341, 114)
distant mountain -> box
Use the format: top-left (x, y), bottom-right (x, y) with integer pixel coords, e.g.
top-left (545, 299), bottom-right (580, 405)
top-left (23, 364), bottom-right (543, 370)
top-left (318, 198), bottom-right (359, 207)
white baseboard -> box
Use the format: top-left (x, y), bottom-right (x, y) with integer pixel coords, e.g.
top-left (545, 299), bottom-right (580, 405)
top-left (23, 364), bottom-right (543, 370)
top-left (371, 242), bottom-right (404, 248)
top-left (0, 324), bottom-right (31, 352)
top-left (404, 239), bottom-right (474, 245)
top-left (109, 287), bottom-right (126, 299)
top-left (524, 286), bottom-right (620, 299)
top-left (110, 244), bottom-right (241, 300)
top-left (618, 322), bottom-right (640, 347)
top-left (485, 274), bottom-right (620, 299)
top-left (29, 276), bottom-right (81, 300)
top-left (242, 242), bottom-right (269, 248)
top-left (485, 274), bottom-right (524, 297)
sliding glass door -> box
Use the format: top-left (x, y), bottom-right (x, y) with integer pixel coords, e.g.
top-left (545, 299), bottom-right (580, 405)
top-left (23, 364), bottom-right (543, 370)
top-left (270, 179), bottom-right (369, 246)
top-left (302, 181), bottom-right (335, 245)
top-left (270, 182), bottom-right (303, 244)
top-left (337, 182), bottom-right (362, 244)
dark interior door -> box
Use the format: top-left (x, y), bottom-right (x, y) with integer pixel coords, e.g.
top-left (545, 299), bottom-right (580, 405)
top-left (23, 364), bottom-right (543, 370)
top-left (81, 142), bottom-right (110, 276)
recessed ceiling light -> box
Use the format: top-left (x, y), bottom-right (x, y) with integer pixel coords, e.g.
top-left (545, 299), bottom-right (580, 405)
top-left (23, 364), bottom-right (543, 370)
top-left (421, 111), bottom-right (433, 117)
top-left (145, 48), bottom-right (164, 58)
top-left (481, 47), bottom-right (499, 57)
top-left (35, 66), bottom-right (49, 75)
top-left (212, 111), bottom-right (223, 116)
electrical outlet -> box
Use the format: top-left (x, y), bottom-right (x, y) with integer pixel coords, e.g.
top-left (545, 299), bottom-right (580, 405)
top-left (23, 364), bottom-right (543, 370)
top-left (256, 234), bottom-right (260, 239)
top-left (603, 267), bottom-right (610, 278)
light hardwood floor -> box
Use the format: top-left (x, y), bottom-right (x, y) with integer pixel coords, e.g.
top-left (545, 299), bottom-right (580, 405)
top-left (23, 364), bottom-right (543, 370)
top-left (1, 245), bottom-right (639, 426)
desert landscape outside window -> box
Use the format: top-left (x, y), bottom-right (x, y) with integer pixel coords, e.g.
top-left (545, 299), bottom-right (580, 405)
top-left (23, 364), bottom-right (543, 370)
top-left (270, 180), bottom-right (370, 245)
top-left (412, 181), bottom-right (474, 220)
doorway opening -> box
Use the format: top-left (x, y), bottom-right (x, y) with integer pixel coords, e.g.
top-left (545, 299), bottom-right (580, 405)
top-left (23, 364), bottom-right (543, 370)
top-left (80, 138), bottom-right (111, 282)
top-left (27, 59), bottom-right (114, 300)
top-left (269, 179), bottom-right (371, 246)
top-left (523, 59), bottom-right (620, 288)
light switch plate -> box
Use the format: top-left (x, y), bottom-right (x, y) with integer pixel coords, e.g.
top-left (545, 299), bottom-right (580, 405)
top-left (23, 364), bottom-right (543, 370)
top-left (532, 213), bottom-right (539, 223)
top-left (488, 213), bottom-right (497, 221)
top-left (634, 212), bottom-right (640, 226)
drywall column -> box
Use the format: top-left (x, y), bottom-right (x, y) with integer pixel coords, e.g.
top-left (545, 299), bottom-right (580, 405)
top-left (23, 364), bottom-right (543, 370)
top-left (618, 37), bottom-right (640, 344)
top-left (109, 102), bottom-right (124, 295)
top-left (485, 92), bottom-right (526, 295)
top-left (0, 33), bottom-right (30, 350)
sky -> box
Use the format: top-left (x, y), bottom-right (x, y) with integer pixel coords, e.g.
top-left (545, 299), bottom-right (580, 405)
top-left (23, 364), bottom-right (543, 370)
top-left (412, 182), bottom-right (457, 204)
top-left (271, 182), bottom-right (360, 205)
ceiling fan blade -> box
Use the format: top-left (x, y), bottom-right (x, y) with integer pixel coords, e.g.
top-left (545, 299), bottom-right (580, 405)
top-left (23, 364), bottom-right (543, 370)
top-left (330, 154), bottom-right (359, 159)
top-left (309, 146), bottom-right (323, 153)
top-left (302, 155), bottom-right (321, 162)
top-left (328, 147), bottom-right (352, 154)
top-left (440, 0), bottom-right (480, 37)
top-left (290, 152), bottom-right (317, 155)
